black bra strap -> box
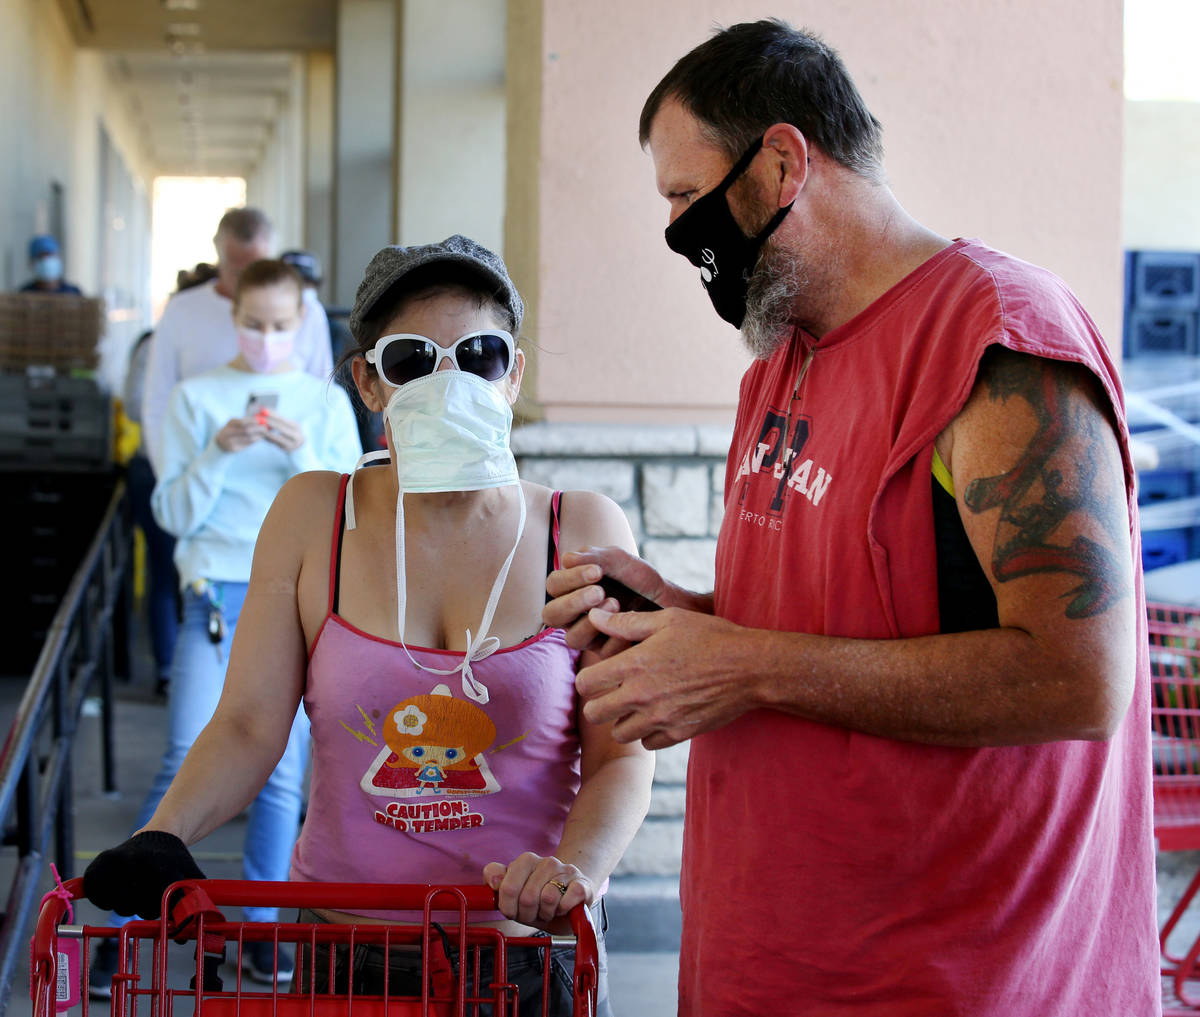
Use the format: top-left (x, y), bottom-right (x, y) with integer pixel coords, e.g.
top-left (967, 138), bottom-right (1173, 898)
top-left (545, 491), bottom-right (562, 603)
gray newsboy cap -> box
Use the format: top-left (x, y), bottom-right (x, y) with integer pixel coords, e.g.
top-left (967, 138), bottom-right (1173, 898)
top-left (349, 235), bottom-right (524, 342)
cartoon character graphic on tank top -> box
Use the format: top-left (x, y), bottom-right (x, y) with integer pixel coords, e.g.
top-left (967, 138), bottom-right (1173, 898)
top-left (360, 684), bottom-right (501, 801)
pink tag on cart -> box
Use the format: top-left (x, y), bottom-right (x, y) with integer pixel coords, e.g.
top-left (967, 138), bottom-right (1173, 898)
top-left (54, 939), bottom-right (80, 1011)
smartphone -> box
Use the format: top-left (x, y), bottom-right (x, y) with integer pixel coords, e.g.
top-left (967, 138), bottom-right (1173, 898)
top-left (598, 575), bottom-right (662, 612)
top-left (245, 392), bottom-right (279, 417)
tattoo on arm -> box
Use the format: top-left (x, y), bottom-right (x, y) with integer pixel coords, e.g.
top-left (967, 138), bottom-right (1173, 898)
top-left (962, 351), bottom-right (1129, 620)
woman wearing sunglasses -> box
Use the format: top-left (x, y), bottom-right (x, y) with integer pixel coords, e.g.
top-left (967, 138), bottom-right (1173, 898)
top-left (83, 235), bottom-right (653, 1016)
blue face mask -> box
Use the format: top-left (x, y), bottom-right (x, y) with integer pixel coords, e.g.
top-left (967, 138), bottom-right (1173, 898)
top-left (33, 255), bottom-right (63, 283)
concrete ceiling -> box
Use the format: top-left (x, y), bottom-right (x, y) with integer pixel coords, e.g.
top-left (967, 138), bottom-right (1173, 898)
top-left (108, 50), bottom-right (299, 175)
top-left (59, 0), bottom-right (335, 52)
top-left (58, 0), bottom-right (336, 176)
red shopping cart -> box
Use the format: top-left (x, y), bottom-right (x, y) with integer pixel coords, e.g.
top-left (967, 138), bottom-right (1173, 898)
top-left (30, 879), bottom-right (598, 1017)
top-left (1149, 601), bottom-right (1200, 1013)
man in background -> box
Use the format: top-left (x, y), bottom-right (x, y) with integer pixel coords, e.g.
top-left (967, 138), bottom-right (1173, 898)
top-left (141, 208), bottom-right (332, 471)
top-left (19, 234), bottom-right (82, 294)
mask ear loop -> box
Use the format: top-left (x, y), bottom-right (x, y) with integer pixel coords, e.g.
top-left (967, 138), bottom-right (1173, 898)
top-left (751, 200), bottom-right (794, 245)
top-left (392, 483), bottom-right (527, 705)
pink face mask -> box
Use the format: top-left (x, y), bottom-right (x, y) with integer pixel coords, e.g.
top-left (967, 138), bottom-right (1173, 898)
top-left (237, 327), bottom-right (296, 372)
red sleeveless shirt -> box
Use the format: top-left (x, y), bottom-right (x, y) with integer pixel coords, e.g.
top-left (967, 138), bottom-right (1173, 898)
top-left (684, 240), bottom-right (1158, 1015)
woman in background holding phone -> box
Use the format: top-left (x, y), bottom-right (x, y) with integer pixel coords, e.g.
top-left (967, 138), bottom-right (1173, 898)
top-left (87, 259), bottom-right (362, 994)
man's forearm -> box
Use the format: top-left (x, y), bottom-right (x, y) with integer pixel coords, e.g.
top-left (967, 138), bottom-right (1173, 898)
top-left (667, 586), bottom-right (715, 614)
top-left (748, 624), bottom-right (1133, 747)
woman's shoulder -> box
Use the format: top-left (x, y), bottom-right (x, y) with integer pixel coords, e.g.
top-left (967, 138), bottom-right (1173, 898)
top-left (549, 487), bottom-right (637, 555)
top-left (263, 470), bottom-right (345, 543)
top-left (519, 480), bottom-right (625, 521)
top-left (275, 468), bottom-right (345, 506)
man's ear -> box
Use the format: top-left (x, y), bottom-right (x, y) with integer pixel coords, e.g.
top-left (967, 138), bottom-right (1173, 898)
top-left (351, 356), bottom-right (386, 413)
top-left (761, 122), bottom-right (809, 208)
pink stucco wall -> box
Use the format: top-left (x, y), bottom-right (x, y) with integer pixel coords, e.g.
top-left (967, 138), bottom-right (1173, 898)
top-left (528, 1), bottom-right (1123, 424)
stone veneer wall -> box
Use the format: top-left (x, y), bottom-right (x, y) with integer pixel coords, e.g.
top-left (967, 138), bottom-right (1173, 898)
top-left (511, 421), bottom-right (732, 883)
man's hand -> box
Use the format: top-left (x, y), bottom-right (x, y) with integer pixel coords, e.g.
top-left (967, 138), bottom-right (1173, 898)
top-left (259, 410), bottom-right (306, 453)
top-left (544, 548), bottom-right (708, 665)
top-left (215, 416), bottom-right (266, 452)
top-left (575, 606), bottom-right (759, 750)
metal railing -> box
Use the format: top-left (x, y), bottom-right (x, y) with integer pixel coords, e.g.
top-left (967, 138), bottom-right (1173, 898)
top-left (0, 479), bottom-right (131, 1013)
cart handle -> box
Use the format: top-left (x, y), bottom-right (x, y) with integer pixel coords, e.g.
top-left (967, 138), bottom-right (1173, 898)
top-left (31, 877), bottom-right (594, 926)
top-left (164, 879), bottom-right (497, 912)
top-left (163, 880), bottom-right (599, 933)
top-left (35, 878), bottom-right (599, 937)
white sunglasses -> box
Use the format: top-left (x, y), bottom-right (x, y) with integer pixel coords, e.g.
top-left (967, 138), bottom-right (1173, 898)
top-left (365, 329), bottom-right (515, 388)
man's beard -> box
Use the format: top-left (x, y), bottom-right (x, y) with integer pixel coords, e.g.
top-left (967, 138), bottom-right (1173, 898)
top-left (741, 238), bottom-right (805, 360)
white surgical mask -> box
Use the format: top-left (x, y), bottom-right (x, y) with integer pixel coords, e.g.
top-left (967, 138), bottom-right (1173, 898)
top-left (345, 370), bottom-right (523, 703)
top-left (385, 370), bottom-right (520, 492)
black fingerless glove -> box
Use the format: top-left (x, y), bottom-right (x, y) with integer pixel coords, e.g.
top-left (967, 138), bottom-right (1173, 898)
top-left (83, 831), bottom-right (206, 920)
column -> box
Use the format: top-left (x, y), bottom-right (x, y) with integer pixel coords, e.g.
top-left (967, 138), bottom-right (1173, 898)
top-left (331, 0), bottom-right (397, 307)
top-left (394, 0), bottom-right (506, 251)
top-left (304, 51), bottom-right (335, 305)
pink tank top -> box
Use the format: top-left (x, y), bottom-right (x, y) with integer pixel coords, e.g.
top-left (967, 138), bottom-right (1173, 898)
top-left (290, 477), bottom-right (583, 919)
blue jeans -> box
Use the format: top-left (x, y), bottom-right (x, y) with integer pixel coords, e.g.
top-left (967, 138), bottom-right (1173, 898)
top-left (126, 455), bottom-right (178, 677)
top-left (115, 581), bottom-right (310, 924)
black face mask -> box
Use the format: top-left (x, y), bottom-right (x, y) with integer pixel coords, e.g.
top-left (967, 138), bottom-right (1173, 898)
top-left (664, 135), bottom-right (794, 328)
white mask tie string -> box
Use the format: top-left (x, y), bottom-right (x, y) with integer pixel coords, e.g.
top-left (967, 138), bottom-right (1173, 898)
top-left (393, 485), bottom-right (526, 704)
top-left (344, 450), bottom-right (391, 531)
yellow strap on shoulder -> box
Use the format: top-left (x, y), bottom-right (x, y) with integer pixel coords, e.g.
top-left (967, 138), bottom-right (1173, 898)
top-left (931, 447), bottom-right (954, 497)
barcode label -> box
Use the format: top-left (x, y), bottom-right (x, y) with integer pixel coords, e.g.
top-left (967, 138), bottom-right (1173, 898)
top-left (54, 940), bottom-right (80, 1011)
top-left (55, 951), bottom-right (69, 1002)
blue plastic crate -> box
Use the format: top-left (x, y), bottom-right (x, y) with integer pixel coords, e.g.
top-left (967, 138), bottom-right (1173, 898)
top-left (1134, 251), bottom-right (1200, 311)
top-left (1125, 309), bottom-right (1198, 358)
top-left (1124, 250), bottom-right (1136, 312)
top-left (1142, 527), bottom-right (1192, 571)
top-left (1138, 469), bottom-right (1194, 505)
